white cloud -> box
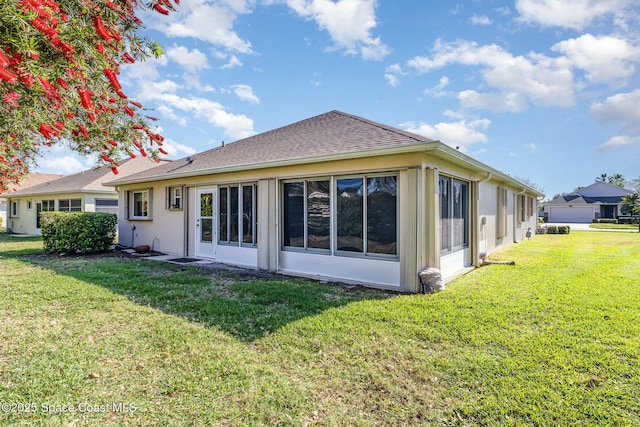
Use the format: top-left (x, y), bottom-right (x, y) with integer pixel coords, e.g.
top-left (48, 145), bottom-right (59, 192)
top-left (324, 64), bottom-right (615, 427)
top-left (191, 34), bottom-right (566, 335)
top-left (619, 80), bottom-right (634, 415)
top-left (469, 14), bottom-right (492, 25)
top-left (515, 0), bottom-right (635, 30)
top-left (384, 63), bottom-right (403, 87)
top-left (158, 0), bottom-right (253, 53)
top-left (400, 118), bottom-right (491, 151)
top-left (36, 155), bottom-right (90, 174)
top-left (407, 39), bottom-right (575, 112)
top-left (598, 135), bottom-right (640, 151)
top-left (220, 54), bottom-right (243, 69)
top-left (552, 34), bottom-right (640, 86)
top-left (423, 76), bottom-right (450, 98)
top-left (591, 89), bottom-right (640, 150)
top-left (591, 89), bottom-right (640, 132)
top-left (231, 84), bottom-right (260, 104)
top-left (522, 143), bottom-right (537, 152)
top-left (285, 0), bottom-right (389, 60)
top-left (139, 81), bottom-right (255, 139)
top-left (166, 45), bottom-right (209, 73)
top-left (161, 137), bottom-right (198, 158)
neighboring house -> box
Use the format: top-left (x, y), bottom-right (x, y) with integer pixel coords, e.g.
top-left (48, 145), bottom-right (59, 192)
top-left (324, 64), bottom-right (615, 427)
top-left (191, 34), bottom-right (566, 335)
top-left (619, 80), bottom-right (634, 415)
top-left (3, 157), bottom-right (167, 235)
top-left (106, 110), bottom-right (542, 292)
top-left (0, 173), bottom-right (65, 229)
top-left (544, 182), bottom-right (634, 223)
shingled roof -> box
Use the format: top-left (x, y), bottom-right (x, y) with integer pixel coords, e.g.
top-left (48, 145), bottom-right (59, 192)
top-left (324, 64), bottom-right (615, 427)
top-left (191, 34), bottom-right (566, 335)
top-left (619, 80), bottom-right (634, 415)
top-left (107, 110), bottom-right (437, 185)
top-left (6, 157), bottom-right (167, 197)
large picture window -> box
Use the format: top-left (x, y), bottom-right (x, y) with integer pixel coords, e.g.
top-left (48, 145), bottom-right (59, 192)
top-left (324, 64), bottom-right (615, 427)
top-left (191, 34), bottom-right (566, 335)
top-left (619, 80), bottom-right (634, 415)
top-left (283, 174), bottom-right (397, 257)
top-left (219, 184), bottom-right (257, 246)
top-left (440, 176), bottom-right (469, 254)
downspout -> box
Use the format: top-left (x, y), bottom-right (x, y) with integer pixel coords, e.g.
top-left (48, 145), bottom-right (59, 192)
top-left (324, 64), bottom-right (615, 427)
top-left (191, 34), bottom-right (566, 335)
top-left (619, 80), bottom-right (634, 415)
top-left (513, 186), bottom-right (527, 243)
top-left (183, 186), bottom-right (189, 257)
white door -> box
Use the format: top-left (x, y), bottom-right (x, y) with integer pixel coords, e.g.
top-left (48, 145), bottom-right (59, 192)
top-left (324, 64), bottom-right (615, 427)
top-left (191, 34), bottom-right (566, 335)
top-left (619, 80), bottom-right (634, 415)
top-left (196, 187), bottom-right (216, 258)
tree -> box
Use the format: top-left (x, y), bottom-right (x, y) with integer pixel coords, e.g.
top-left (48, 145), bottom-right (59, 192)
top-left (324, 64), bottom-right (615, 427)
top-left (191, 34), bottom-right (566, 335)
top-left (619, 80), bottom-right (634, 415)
top-left (595, 173), bottom-right (625, 187)
top-left (0, 0), bottom-right (179, 193)
top-left (620, 193), bottom-right (640, 232)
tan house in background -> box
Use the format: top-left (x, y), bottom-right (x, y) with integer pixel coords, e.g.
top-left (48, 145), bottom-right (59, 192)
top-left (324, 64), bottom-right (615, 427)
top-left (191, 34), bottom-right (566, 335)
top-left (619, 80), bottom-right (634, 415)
top-left (0, 173), bottom-right (65, 230)
top-left (4, 157), bottom-right (166, 235)
top-left (106, 111), bottom-right (542, 292)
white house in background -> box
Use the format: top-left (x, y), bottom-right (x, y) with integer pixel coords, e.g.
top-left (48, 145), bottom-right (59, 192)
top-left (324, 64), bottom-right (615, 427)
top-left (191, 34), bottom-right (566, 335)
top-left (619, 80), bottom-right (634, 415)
top-left (0, 173), bottom-right (65, 230)
top-left (544, 182), bottom-right (634, 223)
top-left (105, 110), bottom-right (542, 293)
top-left (3, 157), bottom-right (167, 235)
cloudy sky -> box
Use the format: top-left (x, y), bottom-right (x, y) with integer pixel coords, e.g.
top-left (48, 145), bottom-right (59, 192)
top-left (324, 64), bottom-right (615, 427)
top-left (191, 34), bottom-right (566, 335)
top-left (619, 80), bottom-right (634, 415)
top-left (38, 0), bottom-right (640, 199)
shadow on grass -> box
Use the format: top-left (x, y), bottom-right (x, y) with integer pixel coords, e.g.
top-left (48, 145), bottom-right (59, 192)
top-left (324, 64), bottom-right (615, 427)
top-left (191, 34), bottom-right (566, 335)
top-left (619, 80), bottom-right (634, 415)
top-left (14, 248), bottom-right (395, 342)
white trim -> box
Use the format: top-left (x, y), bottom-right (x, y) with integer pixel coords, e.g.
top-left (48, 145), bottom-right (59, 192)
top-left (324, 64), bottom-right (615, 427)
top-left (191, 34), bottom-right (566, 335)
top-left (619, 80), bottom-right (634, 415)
top-left (279, 251), bottom-right (401, 288)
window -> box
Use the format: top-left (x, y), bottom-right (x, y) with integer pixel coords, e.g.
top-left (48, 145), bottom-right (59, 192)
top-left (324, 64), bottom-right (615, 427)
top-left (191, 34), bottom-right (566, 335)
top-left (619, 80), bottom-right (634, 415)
top-left (527, 196), bottom-right (534, 218)
top-left (497, 187), bottom-right (507, 239)
top-left (440, 176), bottom-right (469, 254)
top-left (129, 190), bottom-right (151, 219)
top-left (166, 186), bottom-right (183, 210)
top-left (27, 200), bottom-right (33, 210)
top-left (283, 180), bottom-right (330, 250)
top-left (282, 174), bottom-right (397, 257)
top-left (36, 200), bottom-right (55, 228)
top-left (95, 198), bottom-right (118, 214)
top-left (219, 184), bottom-right (257, 246)
top-left (58, 198), bottom-right (82, 212)
top-left (10, 200), bottom-right (19, 217)
top-left (518, 194), bottom-right (526, 223)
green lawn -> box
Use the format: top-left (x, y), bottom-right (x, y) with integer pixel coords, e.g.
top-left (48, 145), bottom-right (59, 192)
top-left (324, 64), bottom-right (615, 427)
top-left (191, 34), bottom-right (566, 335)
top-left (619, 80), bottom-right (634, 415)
top-left (589, 222), bottom-right (639, 230)
top-left (0, 232), bottom-right (638, 426)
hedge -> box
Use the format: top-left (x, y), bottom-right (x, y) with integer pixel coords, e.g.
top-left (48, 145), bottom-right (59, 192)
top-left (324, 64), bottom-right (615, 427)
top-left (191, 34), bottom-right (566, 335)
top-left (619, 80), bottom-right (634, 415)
top-left (41, 212), bottom-right (117, 254)
top-left (545, 225), bottom-right (570, 234)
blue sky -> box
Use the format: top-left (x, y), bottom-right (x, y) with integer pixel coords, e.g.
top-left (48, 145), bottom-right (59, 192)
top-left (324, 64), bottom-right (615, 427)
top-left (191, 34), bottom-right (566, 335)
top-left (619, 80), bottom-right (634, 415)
top-left (37, 0), bottom-right (640, 199)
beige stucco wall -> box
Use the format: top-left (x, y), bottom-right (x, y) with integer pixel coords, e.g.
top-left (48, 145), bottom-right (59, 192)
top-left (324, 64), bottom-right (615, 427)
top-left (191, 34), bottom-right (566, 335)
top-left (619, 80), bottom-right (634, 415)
top-left (115, 152), bottom-right (540, 291)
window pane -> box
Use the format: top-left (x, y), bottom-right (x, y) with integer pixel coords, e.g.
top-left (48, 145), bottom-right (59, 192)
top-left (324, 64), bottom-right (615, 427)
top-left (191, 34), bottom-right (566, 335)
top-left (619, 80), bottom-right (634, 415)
top-left (337, 178), bottom-right (363, 252)
top-left (218, 188), bottom-right (228, 242)
top-left (439, 177), bottom-right (451, 253)
top-left (242, 185), bottom-right (253, 244)
top-left (452, 180), bottom-right (466, 249)
top-left (201, 219), bottom-right (213, 242)
top-left (59, 199), bottom-right (70, 211)
top-left (307, 180), bottom-right (330, 249)
top-left (70, 199), bottom-right (81, 212)
top-left (133, 192), bottom-right (147, 217)
top-left (230, 186), bottom-right (239, 242)
top-left (367, 176), bottom-right (397, 255)
top-left (283, 182), bottom-right (304, 247)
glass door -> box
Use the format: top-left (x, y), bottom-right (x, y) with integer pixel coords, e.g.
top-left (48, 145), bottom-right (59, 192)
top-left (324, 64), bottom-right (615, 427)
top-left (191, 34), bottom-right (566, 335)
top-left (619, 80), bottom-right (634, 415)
top-left (196, 187), bottom-right (216, 258)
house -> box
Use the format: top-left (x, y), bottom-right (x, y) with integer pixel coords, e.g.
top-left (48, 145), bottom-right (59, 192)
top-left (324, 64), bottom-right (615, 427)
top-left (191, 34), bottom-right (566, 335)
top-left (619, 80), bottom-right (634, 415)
top-left (544, 182), bottom-right (634, 223)
top-left (3, 157), bottom-right (167, 235)
top-left (105, 110), bottom-right (542, 292)
top-left (0, 173), bottom-right (65, 229)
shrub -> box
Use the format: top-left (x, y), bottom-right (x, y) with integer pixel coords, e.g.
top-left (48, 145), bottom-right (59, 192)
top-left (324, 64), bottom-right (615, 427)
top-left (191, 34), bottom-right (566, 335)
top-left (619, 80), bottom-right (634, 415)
top-left (557, 225), bottom-right (571, 234)
top-left (41, 212), bottom-right (117, 254)
top-left (618, 216), bottom-right (639, 224)
top-left (546, 225), bottom-right (558, 234)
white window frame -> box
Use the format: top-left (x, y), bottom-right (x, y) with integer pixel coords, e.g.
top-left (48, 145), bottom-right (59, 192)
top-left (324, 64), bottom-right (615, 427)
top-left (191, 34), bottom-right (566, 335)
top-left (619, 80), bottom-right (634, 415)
top-left (166, 186), bottom-right (183, 210)
top-left (129, 189), bottom-right (152, 220)
top-left (10, 200), bottom-right (19, 218)
top-left (58, 198), bottom-right (82, 212)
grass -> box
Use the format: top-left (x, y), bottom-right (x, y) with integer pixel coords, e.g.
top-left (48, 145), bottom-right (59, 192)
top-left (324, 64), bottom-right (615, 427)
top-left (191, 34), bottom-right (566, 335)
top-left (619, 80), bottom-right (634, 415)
top-left (589, 222), bottom-right (639, 230)
top-left (0, 232), bottom-right (639, 426)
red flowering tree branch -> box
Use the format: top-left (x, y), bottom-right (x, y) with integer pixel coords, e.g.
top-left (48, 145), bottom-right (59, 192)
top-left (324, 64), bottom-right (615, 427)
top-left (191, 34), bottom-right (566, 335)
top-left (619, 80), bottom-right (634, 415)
top-left (0, 0), bottom-right (179, 192)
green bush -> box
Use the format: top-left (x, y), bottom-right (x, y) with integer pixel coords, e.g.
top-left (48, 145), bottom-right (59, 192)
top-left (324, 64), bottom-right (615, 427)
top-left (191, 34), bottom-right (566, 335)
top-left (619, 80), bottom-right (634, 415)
top-left (41, 212), bottom-right (117, 254)
top-left (618, 217), bottom-right (639, 224)
top-left (557, 225), bottom-right (570, 234)
top-left (546, 225), bottom-right (558, 234)
top-left (595, 218), bottom-right (618, 224)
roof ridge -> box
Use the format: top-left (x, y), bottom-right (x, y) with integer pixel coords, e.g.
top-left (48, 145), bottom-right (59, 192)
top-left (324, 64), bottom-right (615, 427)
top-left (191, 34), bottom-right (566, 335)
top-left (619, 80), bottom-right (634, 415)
top-left (332, 110), bottom-right (433, 143)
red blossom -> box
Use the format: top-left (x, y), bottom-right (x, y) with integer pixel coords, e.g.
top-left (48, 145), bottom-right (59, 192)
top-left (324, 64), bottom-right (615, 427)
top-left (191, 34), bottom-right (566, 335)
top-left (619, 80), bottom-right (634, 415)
top-left (130, 101), bottom-right (143, 108)
top-left (158, 147), bottom-right (168, 155)
top-left (111, 167), bottom-right (119, 174)
top-left (153, 4), bottom-right (169, 15)
top-left (93, 17), bottom-right (112, 42)
top-left (124, 106), bottom-right (134, 116)
top-left (0, 67), bottom-right (17, 84)
top-left (108, 139), bottom-right (118, 147)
